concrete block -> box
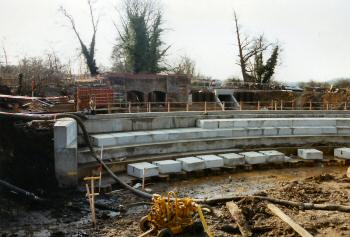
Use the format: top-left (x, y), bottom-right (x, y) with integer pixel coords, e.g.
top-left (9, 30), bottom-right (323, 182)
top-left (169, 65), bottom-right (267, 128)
top-left (91, 134), bottom-right (116, 147)
top-left (232, 128), bottom-right (248, 137)
top-left (127, 162), bottom-right (159, 178)
top-left (239, 152), bottom-right (267, 164)
top-left (54, 118), bottom-right (77, 148)
top-left (278, 127), bottom-right (292, 135)
top-left (54, 147), bottom-right (78, 187)
top-left (263, 127), bottom-right (278, 136)
top-left (337, 127), bottom-right (350, 135)
top-left (218, 153), bottom-right (245, 166)
top-left (336, 119), bottom-right (350, 127)
top-left (247, 128), bottom-right (263, 136)
top-left (293, 118), bottom-right (335, 127)
top-left (218, 120), bottom-right (234, 128)
top-left (293, 127), bottom-right (320, 135)
top-left (153, 160), bottom-right (182, 173)
top-left (197, 155), bottom-right (224, 168)
top-left (196, 120), bottom-right (218, 129)
top-left (297, 149), bottom-right (323, 160)
top-left (259, 150), bottom-right (285, 163)
top-left (232, 120), bottom-right (248, 128)
top-left (334, 148), bottom-right (350, 159)
top-left (176, 157), bottom-right (206, 171)
top-left (263, 119), bottom-right (292, 127)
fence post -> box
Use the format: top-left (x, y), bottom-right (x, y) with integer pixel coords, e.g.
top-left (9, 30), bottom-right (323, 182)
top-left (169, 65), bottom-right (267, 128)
top-left (239, 101), bottom-right (242, 111)
top-left (309, 101), bottom-right (312, 110)
top-left (167, 101), bottom-right (170, 112)
top-left (128, 102), bottom-right (131, 113)
top-left (280, 100), bottom-right (283, 110)
top-left (222, 102), bottom-right (225, 111)
top-left (204, 101), bottom-right (207, 113)
top-left (326, 103), bottom-right (329, 110)
top-left (76, 88), bottom-right (80, 112)
top-left (257, 101), bottom-right (260, 110)
top-left (274, 101), bottom-right (277, 111)
top-left (148, 102), bottom-right (151, 112)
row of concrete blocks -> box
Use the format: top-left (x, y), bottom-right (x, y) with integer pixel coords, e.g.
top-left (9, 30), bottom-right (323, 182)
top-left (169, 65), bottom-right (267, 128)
top-left (197, 118), bottom-right (350, 129)
top-left (127, 149), bottom-right (322, 178)
top-left (91, 126), bottom-right (350, 147)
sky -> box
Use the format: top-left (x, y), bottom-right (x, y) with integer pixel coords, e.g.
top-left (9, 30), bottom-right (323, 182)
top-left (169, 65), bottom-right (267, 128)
top-left (0, 0), bottom-right (350, 83)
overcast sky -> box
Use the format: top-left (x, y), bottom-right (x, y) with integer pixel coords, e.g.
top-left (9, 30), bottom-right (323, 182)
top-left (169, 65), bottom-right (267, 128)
top-left (0, 0), bottom-right (349, 83)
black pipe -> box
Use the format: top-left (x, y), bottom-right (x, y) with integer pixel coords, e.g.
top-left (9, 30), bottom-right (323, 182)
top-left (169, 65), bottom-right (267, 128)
top-left (0, 179), bottom-right (43, 202)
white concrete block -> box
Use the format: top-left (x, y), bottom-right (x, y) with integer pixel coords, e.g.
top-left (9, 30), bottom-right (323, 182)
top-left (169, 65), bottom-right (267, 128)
top-left (127, 162), bottom-right (159, 178)
top-left (334, 148), bottom-right (350, 159)
top-left (153, 160), bottom-right (182, 173)
top-left (218, 120), bottom-right (234, 128)
top-left (263, 119), bottom-right (292, 127)
top-left (278, 127), bottom-right (292, 135)
top-left (263, 127), bottom-right (278, 136)
top-left (293, 118), bottom-right (335, 127)
top-left (247, 128), bottom-right (263, 136)
top-left (239, 152), bottom-right (267, 164)
top-left (196, 120), bottom-right (218, 129)
top-left (176, 157), bottom-right (206, 171)
top-left (54, 118), bottom-right (77, 148)
top-left (197, 155), bottom-right (224, 168)
top-left (232, 128), bottom-right (248, 137)
top-left (297, 149), bottom-right (323, 160)
top-left (218, 153), bottom-right (245, 166)
top-left (232, 120), bottom-right (248, 128)
top-left (259, 150), bottom-right (285, 163)
top-left (293, 127), bottom-right (321, 135)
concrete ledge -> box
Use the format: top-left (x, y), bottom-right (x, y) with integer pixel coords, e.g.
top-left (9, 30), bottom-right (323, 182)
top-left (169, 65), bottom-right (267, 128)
top-left (77, 135), bottom-right (350, 165)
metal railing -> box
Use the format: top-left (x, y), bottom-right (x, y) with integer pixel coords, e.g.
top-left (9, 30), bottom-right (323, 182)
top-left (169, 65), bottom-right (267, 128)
top-left (77, 95), bottom-right (350, 113)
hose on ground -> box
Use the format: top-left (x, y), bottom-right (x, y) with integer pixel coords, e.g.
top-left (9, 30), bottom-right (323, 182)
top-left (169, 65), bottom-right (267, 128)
top-left (0, 111), bottom-right (153, 199)
top-left (0, 179), bottom-right (44, 202)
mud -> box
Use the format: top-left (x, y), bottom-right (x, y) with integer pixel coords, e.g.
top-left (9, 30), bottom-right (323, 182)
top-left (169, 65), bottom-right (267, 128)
top-left (1, 166), bottom-right (350, 236)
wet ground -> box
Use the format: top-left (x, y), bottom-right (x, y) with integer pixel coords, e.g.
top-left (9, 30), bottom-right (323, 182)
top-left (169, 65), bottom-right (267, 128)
top-left (1, 165), bottom-right (350, 236)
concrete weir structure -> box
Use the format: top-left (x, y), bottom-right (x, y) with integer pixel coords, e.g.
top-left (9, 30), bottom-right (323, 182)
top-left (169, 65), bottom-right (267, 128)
top-left (53, 110), bottom-right (350, 186)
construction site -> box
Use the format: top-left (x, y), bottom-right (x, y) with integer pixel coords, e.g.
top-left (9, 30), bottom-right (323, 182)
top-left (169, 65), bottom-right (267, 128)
top-left (2, 70), bottom-right (350, 237)
top-left (2, 0), bottom-right (350, 236)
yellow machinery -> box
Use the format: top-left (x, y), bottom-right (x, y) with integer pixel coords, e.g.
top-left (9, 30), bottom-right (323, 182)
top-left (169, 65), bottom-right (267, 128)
top-left (139, 192), bottom-right (213, 237)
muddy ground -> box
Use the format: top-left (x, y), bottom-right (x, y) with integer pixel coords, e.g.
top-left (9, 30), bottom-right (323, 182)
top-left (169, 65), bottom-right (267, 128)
top-left (1, 165), bottom-right (350, 237)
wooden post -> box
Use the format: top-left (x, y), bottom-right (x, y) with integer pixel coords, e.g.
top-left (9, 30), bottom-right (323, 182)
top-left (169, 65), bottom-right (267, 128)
top-left (240, 101), bottom-right (243, 111)
top-left (222, 102), bottom-right (225, 111)
top-left (204, 101), bottom-right (207, 113)
top-left (128, 102), bottom-right (131, 113)
top-left (326, 102), bottom-right (329, 110)
top-left (90, 179), bottom-right (96, 226)
top-left (274, 101), bottom-right (277, 111)
top-left (76, 88), bottom-right (80, 112)
top-left (309, 101), bottom-right (312, 110)
top-left (257, 101), bottom-right (260, 110)
top-left (142, 168), bottom-right (146, 192)
top-left (267, 204), bottom-right (313, 237)
top-left (280, 100), bottom-right (283, 110)
top-left (186, 102), bottom-right (189, 112)
top-left (167, 101), bottom-right (170, 112)
top-left (226, 202), bottom-right (252, 237)
top-left (148, 102), bottom-right (151, 112)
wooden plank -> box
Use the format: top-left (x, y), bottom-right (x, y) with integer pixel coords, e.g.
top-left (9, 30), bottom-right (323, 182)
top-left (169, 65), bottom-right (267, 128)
top-left (267, 203), bottom-right (313, 237)
top-left (226, 202), bottom-right (252, 237)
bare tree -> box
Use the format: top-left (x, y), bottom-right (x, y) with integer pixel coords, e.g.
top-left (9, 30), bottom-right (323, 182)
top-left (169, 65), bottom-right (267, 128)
top-left (60, 0), bottom-right (99, 76)
top-left (234, 12), bottom-right (269, 82)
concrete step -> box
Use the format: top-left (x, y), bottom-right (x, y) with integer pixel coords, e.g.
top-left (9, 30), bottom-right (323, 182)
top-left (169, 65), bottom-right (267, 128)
top-left (197, 118), bottom-right (350, 129)
top-left (78, 134), bottom-right (350, 164)
top-left (90, 126), bottom-right (348, 147)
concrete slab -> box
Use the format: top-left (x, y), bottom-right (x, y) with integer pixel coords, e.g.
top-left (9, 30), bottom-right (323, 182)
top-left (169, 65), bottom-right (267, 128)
top-left (127, 162), bottom-right (159, 178)
top-left (278, 127), bottom-right (292, 135)
top-left (196, 120), bottom-right (218, 129)
top-left (152, 160), bottom-right (182, 173)
top-left (334, 148), bottom-right (350, 159)
top-left (176, 157), bottom-right (206, 171)
top-left (263, 127), bottom-right (278, 136)
top-left (196, 155), bottom-right (224, 168)
top-left (218, 153), bottom-right (245, 166)
top-left (239, 151), bottom-right (267, 164)
top-left (297, 149), bottom-right (323, 160)
top-left (259, 150), bottom-right (285, 163)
